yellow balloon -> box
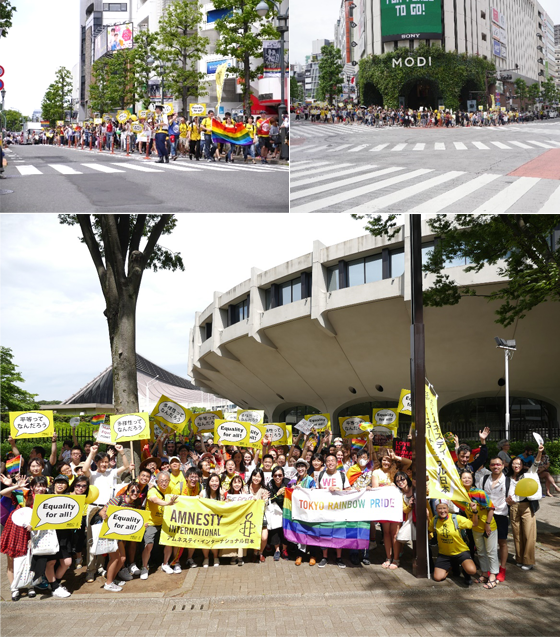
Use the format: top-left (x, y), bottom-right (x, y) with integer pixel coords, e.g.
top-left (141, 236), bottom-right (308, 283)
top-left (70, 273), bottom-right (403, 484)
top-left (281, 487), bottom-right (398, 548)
top-left (85, 485), bottom-right (100, 504)
top-left (515, 478), bottom-right (538, 498)
top-left (130, 115), bottom-right (138, 121)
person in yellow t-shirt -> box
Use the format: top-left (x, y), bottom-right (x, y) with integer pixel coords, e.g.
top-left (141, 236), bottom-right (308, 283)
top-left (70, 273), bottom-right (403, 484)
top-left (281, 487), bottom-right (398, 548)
top-left (168, 456), bottom-right (186, 493)
top-left (243, 116), bottom-right (256, 163)
top-left (200, 110), bottom-right (214, 160)
top-left (178, 117), bottom-right (188, 157)
top-left (140, 471), bottom-right (179, 580)
top-left (433, 501), bottom-right (477, 583)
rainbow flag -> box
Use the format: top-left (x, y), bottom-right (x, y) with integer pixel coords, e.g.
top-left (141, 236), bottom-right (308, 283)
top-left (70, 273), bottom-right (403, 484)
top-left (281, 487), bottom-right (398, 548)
top-left (90, 414), bottom-right (105, 425)
top-left (336, 460), bottom-right (344, 471)
top-left (211, 119), bottom-right (253, 146)
top-left (282, 488), bottom-right (369, 550)
top-left (351, 438), bottom-right (366, 450)
top-left (6, 455), bottom-right (21, 475)
top-left (454, 488), bottom-right (494, 514)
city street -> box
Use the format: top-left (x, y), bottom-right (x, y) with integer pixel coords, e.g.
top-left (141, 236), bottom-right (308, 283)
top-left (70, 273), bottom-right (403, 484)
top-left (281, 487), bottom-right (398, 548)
top-left (0, 144), bottom-right (289, 213)
top-left (290, 119), bottom-right (560, 213)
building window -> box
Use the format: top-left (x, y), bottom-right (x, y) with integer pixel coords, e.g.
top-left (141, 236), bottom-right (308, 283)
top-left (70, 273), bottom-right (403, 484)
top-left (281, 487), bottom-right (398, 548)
top-left (346, 254), bottom-right (383, 288)
top-left (279, 405), bottom-right (321, 425)
top-left (228, 296), bottom-right (249, 326)
top-left (327, 265), bottom-right (339, 292)
top-left (103, 3), bottom-right (127, 10)
top-left (481, 33), bottom-right (487, 41)
top-left (206, 8), bottom-right (232, 23)
top-left (480, 10), bottom-right (486, 19)
top-left (265, 274), bottom-right (311, 309)
top-left (389, 249), bottom-right (405, 277)
top-left (201, 321), bottom-right (212, 342)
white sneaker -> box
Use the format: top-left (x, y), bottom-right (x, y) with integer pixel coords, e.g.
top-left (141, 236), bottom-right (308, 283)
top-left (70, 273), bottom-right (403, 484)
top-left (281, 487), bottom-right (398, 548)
top-left (103, 582), bottom-right (122, 592)
top-left (53, 586), bottom-right (71, 598)
top-left (140, 567), bottom-right (149, 580)
top-left (203, 559), bottom-right (209, 568)
top-left (129, 564), bottom-right (140, 576)
top-left (116, 580), bottom-right (127, 586)
top-left (521, 565), bottom-right (534, 571)
top-left (173, 564), bottom-right (182, 574)
top-left (213, 562), bottom-right (219, 567)
top-left (162, 564), bottom-right (174, 574)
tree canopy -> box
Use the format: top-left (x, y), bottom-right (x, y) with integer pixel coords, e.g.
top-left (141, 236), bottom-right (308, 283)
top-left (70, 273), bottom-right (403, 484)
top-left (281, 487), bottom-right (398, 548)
top-left (354, 214), bottom-right (560, 327)
top-left (1, 346), bottom-right (38, 412)
top-left (41, 67), bottom-right (73, 125)
top-left (317, 44), bottom-right (344, 105)
top-left (0, 0), bottom-right (16, 38)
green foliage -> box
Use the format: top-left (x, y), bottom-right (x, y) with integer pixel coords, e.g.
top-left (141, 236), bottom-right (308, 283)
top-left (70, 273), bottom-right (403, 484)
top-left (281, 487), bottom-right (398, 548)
top-left (527, 82), bottom-right (540, 108)
top-left (540, 76), bottom-right (558, 107)
top-left (41, 67), bottom-right (73, 125)
top-left (317, 44), bottom-right (344, 105)
top-left (89, 57), bottom-right (113, 116)
top-left (290, 76), bottom-right (303, 103)
top-left (89, 50), bottom-right (137, 116)
top-left (157, 0), bottom-right (209, 116)
top-left (0, 0), bottom-right (16, 38)
top-left (358, 45), bottom-right (495, 111)
top-left (132, 30), bottom-right (160, 110)
top-left (354, 214), bottom-right (560, 327)
top-left (213, 0), bottom-right (280, 115)
top-left (3, 109), bottom-right (26, 131)
top-left (514, 78), bottom-right (528, 111)
top-left (1, 347), bottom-right (38, 412)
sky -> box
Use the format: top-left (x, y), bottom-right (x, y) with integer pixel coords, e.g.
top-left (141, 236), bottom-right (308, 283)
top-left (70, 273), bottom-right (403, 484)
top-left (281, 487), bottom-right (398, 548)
top-left (0, 0), bottom-right (80, 117)
top-left (291, 0), bottom-right (560, 66)
top-left (0, 213), bottom-right (371, 402)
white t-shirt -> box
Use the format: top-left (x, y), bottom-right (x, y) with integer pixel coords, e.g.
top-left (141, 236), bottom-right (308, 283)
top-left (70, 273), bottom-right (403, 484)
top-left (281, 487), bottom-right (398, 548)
top-left (263, 471), bottom-right (272, 487)
top-left (319, 471), bottom-right (345, 490)
top-left (480, 472), bottom-right (514, 516)
top-left (283, 466), bottom-right (297, 481)
top-left (89, 468), bottom-right (119, 505)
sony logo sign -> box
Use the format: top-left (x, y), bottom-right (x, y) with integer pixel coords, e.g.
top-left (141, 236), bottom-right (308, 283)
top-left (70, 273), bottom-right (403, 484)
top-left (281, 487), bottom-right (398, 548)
top-left (400, 34), bottom-right (421, 39)
top-left (392, 57), bottom-right (432, 68)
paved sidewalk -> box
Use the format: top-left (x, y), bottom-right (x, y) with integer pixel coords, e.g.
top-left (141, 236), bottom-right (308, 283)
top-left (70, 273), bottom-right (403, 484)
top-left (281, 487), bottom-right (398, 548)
top-left (2, 496), bottom-right (559, 636)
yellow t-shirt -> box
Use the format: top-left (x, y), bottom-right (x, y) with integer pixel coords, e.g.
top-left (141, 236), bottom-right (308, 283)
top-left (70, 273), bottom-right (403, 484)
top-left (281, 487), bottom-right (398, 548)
top-left (245, 123), bottom-right (256, 138)
top-left (201, 117), bottom-right (212, 135)
top-left (435, 515), bottom-right (472, 556)
top-left (467, 506), bottom-right (497, 534)
top-left (145, 485), bottom-right (175, 526)
top-left (179, 123), bottom-right (188, 139)
top-left (189, 123), bottom-right (201, 141)
top-left (169, 472), bottom-right (185, 493)
top-left (372, 468), bottom-right (393, 487)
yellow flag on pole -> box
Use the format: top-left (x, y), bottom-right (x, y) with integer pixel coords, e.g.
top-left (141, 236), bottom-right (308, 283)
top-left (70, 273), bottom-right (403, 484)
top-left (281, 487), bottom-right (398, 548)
top-left (425, 383), bottom-right (471, 503)
top-left (215, 62), bottom-right (228, 109)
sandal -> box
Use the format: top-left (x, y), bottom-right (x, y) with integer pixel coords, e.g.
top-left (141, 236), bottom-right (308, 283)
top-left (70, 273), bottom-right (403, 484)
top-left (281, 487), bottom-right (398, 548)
top-left (483, 579), bottom-right (498, 589)
top-left (389, 560), bottom-right (399, 570)
top-left (473, 575), bottom-right (488, 584)
top-left (381, 559), bottom-right (392, 569)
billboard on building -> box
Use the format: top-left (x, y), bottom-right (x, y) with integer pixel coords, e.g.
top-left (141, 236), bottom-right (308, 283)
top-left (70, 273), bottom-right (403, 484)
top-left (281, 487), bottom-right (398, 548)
top-left (263, 41), bottom-right (281, 77)
top-left (94, 27), bottom-right (108, 61)
top-left (206, 59), bottom-right (232, 74)
top-left (380, 0), bottom-right (442, 42)
top-left (107, 23), bottom-right (133, 51)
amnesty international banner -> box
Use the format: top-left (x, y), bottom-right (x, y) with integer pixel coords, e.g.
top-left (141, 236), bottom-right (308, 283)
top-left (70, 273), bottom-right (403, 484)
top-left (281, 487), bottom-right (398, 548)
top-left (161, 496), bottom-right (264, 549)
top-left (425, 383), bottom-right (470, 503)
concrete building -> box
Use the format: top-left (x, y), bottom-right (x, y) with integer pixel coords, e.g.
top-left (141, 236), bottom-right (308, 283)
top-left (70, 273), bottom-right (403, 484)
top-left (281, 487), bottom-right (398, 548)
top-left (188, 218), bottom-right (560, 440)
top-left (536, 3), bottom-right (556, 85)
top-left (303, 39), bottom-right (331, 101)
top-left (556, 24), bottom-right (560, 87)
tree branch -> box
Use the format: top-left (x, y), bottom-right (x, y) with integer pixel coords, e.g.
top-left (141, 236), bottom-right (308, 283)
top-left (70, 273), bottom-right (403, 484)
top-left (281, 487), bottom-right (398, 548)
top-left (102, 216), bottom-right (128, 290)
top-left (129, 214), bottom-right (147, 254)
top-left (77, 215), bottom-right (107, 290)
top-left (129, 215), bottom-right (172, 292)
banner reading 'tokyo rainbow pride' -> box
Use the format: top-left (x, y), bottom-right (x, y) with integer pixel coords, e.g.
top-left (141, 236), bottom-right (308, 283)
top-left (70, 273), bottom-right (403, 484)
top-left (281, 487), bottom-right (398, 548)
top-left (161, 495), bottom-right (264, 549)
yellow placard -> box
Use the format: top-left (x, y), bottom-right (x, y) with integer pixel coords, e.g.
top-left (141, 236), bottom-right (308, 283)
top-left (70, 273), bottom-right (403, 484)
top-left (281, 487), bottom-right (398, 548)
top-left (189, 410), bottom-right (224, 434)
top-left (56, 120), bottom-right (64, 126)
top-left (138, 110), bottom-right (148, 120)
top-left (130, 114), bottom-right (138, 121)
top-left (151, 395), bottom-right (189, 434)
top-left (338, 415), bottom-right (370, 439)
top-left (265, 423), bottom-right (292, 446)
top-left (109, 412), bottom-right (150, 443)
top-left (215, 62), bottom-right (228, 107)
top-left (31, 494), bottom-right (85, 530)
top-left (478, 106), bottom-right (483, 111)
top-left (163, 103), bottom-right (174, 115)
top-left (161, 495), bottom-right (264, 549)
top-left (398, 389), bottom-right (412, 416)
top-left (425, 384), bottom-right (470, 503)
top-left (117, 110), bottom-right (130, 123)
top-left (94, 117), bottom-right (103, 124)
top-left (9, 410), bottom-right (54, 439)
top-left (236, 409), bottom-right (264, 425)
top-left (99, 505), bottom-right (149, 542)
top-left (189, 103), bottom-right (207, 116)
top-left (103, 113), bottom-right (111, 122)
top-left (132, 122), bottom-right (143, 133)
top-left (370, 408), bottom-right (399, 448)
top-left (214, 420), bottom-right (267, 449)
top-left (304, 413), bottom-right (331, 433)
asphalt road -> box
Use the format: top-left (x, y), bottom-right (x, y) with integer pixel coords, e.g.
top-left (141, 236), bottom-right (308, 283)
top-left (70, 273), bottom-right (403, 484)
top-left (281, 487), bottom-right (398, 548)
top-left (1, 143), bottom-right (289, 213)
top-left (290, 118), bottom-right (560, 213)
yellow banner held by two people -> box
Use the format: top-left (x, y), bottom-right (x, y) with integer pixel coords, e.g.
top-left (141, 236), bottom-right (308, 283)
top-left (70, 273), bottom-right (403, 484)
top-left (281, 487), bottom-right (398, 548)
top-left (425, 383), bottom-right (471, 503)
top-left (31, 494), bottom-right (85, 530)
top-left (161, 496), bottom-right (264, 549)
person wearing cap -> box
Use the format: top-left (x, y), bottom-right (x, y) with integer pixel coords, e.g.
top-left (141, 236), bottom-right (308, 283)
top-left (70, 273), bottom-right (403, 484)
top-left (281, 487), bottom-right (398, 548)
top-left (288, 459), bottom-right (317, 566)
top-left (168, 456), bottom-right (185, 493)
top-left (153, 105), bottom-right (170, 164)
top-left (139, 456), bottom-right (161, 486)
top-left (200, 110), bottom-right (215, 160)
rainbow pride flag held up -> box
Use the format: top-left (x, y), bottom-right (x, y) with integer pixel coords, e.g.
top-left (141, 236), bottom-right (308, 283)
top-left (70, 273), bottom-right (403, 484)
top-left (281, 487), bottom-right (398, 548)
top-left (211, 119), bottom-right (253, 146)
top-left (90, 414), bottom-right (105, 425)
top-left (282, 488), bottom-right (370, 550)
top-left (351, 438), bottom-right (366, 450)
top-left (336, 460), bottom-right (344, 471)
top-left (454, 488), bottom-right (494, 514)
top-left (6, 455), bottom-right (21, 475)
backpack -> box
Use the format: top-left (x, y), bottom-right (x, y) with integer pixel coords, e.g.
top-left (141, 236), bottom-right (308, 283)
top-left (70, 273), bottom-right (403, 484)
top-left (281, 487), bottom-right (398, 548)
top-left (482, 474), bottom-right (511, 503)
top-left (317, 469), bottom-right (347, 490)
top-left (432, 513), bottom-right (468, 544)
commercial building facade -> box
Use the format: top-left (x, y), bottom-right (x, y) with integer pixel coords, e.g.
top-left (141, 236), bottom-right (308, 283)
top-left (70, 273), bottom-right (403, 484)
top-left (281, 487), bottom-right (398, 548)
top-left (189, 218), bottom-right (560, 441)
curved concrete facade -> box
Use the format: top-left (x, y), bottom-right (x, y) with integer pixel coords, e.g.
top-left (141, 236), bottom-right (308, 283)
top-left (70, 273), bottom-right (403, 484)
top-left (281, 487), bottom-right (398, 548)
top-left (188, 218), bottom-right (560, 431)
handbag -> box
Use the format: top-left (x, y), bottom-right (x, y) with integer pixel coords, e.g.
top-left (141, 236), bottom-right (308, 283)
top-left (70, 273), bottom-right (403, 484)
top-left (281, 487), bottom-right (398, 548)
top-left (264, 501), bottom-right (283, 530)
top-left (30, 529), bottom-right (59, 556)
top-left (89, 522), bottom-right (118, 556)
top-left (12, 547), bottom-right (34, 590)
top-left (396, 516), bottom-right (416, 543)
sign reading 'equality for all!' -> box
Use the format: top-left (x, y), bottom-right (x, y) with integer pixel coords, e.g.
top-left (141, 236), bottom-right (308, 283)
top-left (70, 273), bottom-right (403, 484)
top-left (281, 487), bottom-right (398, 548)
top-left (380, 0), bottom-right (443, 42)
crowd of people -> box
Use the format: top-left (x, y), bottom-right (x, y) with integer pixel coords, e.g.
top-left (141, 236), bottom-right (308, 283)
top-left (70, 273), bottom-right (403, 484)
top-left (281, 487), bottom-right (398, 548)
top-left (293, 104), bottom-right (543, 127)
top-left (0, 424), bottom-right (550, 601)
top-left (6, 108), bottom-right (289, 165)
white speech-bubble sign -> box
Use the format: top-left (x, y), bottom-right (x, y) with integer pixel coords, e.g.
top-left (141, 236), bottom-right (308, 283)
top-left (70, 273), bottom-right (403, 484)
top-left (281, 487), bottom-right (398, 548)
top-left (265, 424), bottom-right (284, 442)
top-left (342, 417), bottom-right (364, 435)
top-left (36, 496), bottom-right (81, 528)
top-left (250, 425), bottom-right (264, 444)
top-left (113, 415), bottom-right (147, 442)
top-left (194, 413), bottom-right (219, 432)
top-left (533, 432), bottom-right (544, 446)
top-left (237, 411), bottom-right (264, 425)
top-left (216, 422), bottom-right (248, 445)
top-left (156, 401), bottom-right (187, 425)
top-left (374, 410), bottom-right (397, 425)
top-left (106, 509), bottom-right (145, 536)
top-left (307, 415), bottom-right (328, 430)
top-left (12, 412), bottom-right (51, 438)
top-left (400, 393), bottom-right (412, 413)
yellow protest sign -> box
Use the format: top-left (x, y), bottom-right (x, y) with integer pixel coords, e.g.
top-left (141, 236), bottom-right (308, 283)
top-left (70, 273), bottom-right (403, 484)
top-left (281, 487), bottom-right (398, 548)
top-left (214, 420), bottom-right (267, 449)
top-left (425, 383), bottom-right (470, 503)
top-left (236, 409), bottom-right (264, 425)
top-left (138, 110), bottom-right (148, 120)
top-left (99, 505), bottom-right (149, 542)
top-left (265, 423), bottom-right (292, 446)
top-left (189, 410), bottom-right (224, 434)
top-left (56, 120), bottom-right (64, 126)
top-left (9, 410), bottom-right (54, 439)
top-left (151, 395), bottom-right (189, 434)
top-left (370, 408), bottom-right (399, 448)
top-left (103, 113), bottom-right (111, 122)
top-left (304, 413), bottom-right (331, 433)
top-left (163, 103), bottom-right (174, 115)
top-left (132, 122), bottom-right (143, 133)
top-left (338, 415), bottom-right (370, 439)
top-left (215, 62), bottom-right (228, 107)
top-left (398, 389), bottom-right (412, 415)
top-left (31, 494), bottom-right (85, 530)
top-left (189, 103), bottom-right (207, 116)
top-left (94, 118), bottom-right (103, 124)
top-left (161, 495), bottom-right (265, 549)
top-left (109, 412), bottom-right (150, 443)
top-left (116, 110), bottom-right (130, 123)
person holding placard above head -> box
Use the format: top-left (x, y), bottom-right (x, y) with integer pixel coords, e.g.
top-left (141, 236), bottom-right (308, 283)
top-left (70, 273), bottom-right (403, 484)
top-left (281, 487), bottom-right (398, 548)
top-left (506, 443), bottom-right (544, 571)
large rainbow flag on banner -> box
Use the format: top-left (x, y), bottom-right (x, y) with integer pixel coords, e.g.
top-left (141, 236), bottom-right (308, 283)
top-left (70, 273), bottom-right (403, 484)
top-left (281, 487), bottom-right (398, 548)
top-left (282, 488), bottom-right (370, 550)
top-left (211, 119), bottom-right (253, 146)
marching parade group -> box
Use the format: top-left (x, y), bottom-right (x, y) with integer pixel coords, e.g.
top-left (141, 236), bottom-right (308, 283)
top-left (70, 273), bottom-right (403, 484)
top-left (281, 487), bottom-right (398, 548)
top-left (0, 420), bottom-right (553, 601)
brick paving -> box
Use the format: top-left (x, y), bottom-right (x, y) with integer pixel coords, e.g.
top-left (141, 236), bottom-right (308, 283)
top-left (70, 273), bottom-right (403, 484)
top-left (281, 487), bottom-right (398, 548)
top-left (2, 497), bottom-right (559, 636)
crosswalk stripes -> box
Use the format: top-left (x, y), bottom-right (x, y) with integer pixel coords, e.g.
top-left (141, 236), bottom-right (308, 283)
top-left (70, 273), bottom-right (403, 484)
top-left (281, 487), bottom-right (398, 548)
top-left (470, 177), bottom-right (540, 214)
top-left (290, 161), bottom-right (328, 171)
top-left (289, 162), bottom-right (354, 181)
top-left (112, 162), bottom-right (164, 172)
top-left (16, 166), bottom-right (42, 175)
top-left (454, 142), bottom-right (467, 150)
top-left (472, 142), bottom-right (489, 150)
top-left (291, 163), bottom-right (376, 188)
top-left (408, 173), bottom-right (501, 213)
top-left (326, 144), bottom-right (352, 152)
top-left (539, 184), bottom-right (560, 213)
top-left (80, 163), bottom-right (126, 173)
top-left (509, 141), bottom-right (533, 149)
top-left (435, 143), bottom-right (445, 150)
top-left (413, 143), bottom-right (425, 151)
top-left (348, 144), bottom-right (369, 153)
top-left (392, 143), bottom-right (407, 152)
top-left (50, 164), bottom-right (82, 175)
top-left (370, 144), bottom-right (389, 152)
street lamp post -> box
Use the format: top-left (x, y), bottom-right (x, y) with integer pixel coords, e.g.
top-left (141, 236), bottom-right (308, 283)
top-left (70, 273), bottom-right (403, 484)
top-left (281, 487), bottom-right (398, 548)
top-left (147, 57), bottom-right (166, 106)
top-left (495, 338), bottom-right (516, 440)
top-left (256, 0), bottom-right (289, 159)
top-left (0, 88), bottom-right (6, 179)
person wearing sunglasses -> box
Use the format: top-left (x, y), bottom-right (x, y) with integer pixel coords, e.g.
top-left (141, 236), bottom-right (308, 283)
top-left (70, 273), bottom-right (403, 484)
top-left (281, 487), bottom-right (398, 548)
top-left (267, 467), bottom-right (290, 561)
